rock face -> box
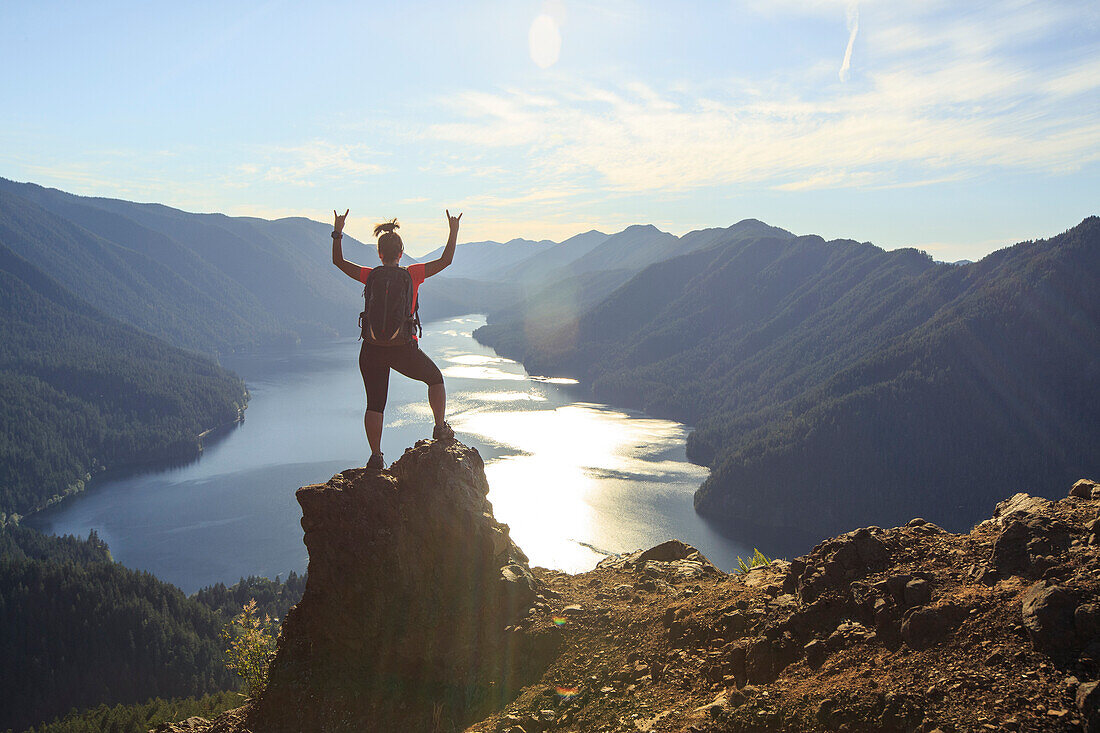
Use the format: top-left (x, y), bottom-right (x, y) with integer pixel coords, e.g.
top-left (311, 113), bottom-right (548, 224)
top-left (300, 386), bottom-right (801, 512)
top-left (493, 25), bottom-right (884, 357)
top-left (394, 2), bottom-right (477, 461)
top-left (247, 440), bottom-right (543, 733)
top-left (182, 470), bottom-right (1100, 733)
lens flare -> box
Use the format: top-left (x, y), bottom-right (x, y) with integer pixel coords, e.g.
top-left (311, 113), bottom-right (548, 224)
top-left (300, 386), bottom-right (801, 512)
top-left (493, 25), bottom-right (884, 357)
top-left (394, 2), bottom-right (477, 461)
top-left (555, 685), bottom-right (579, 700)
top-left (529, 14), bottom-right (561, 69)
top-left (552, 615), bottom-right (567, 626)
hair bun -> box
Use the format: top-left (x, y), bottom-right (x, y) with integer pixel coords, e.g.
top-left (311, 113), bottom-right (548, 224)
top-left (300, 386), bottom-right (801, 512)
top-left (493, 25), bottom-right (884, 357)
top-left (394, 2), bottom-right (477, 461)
top-left (373, 218), bottom-right (400, 237)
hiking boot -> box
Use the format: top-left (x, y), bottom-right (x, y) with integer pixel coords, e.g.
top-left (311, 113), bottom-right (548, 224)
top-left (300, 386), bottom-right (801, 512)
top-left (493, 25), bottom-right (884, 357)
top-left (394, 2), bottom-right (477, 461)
top-left (432, 422), bottom-right (455, 441)
top-left (366, 452), bottom-right (385, 470)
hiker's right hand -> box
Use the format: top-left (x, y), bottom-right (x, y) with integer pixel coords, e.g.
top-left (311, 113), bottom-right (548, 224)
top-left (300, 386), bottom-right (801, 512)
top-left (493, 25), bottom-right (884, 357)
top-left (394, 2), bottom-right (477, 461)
top-left (446, 209), bottom-right (462, 233)
top-left (333, 209), bottom-right (349, 234)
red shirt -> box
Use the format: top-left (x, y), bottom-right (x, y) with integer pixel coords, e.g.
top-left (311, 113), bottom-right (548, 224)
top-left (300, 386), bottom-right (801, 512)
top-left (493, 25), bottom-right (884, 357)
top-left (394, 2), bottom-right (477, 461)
top-left (359, 262), bottom-right (427, 316)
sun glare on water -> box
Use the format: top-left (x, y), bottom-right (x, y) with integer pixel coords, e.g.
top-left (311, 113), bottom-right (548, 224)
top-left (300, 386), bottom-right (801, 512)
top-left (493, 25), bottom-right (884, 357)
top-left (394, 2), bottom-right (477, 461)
top-left (529, 14), bottom-right (561, 69)
top-left (455, 403), bottom-right (701, 571)
top-left (429, 316), bottom-right (714, 574)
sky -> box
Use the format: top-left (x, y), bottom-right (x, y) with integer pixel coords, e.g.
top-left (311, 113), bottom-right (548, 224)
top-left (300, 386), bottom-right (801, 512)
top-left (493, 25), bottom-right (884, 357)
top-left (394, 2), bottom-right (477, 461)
top-left (1, 0), bottom-right (1098, 260)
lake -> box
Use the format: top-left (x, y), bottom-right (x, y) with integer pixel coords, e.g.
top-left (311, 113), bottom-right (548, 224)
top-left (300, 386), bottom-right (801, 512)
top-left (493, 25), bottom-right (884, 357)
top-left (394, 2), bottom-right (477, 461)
top-left (29, 316), bottom-right (756, 593)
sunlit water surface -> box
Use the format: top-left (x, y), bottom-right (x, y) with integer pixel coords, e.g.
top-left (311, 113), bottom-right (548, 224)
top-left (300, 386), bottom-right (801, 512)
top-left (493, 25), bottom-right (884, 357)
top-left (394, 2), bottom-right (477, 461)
top-left (30, 316), bottom-right (752, 592)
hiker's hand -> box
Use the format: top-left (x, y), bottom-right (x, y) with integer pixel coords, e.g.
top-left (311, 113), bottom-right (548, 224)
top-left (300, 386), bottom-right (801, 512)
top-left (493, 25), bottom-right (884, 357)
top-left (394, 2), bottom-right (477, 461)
top-left (446, 209), bottom-right (462, 233)
top-left (333, 209), bottom-right (349, 234)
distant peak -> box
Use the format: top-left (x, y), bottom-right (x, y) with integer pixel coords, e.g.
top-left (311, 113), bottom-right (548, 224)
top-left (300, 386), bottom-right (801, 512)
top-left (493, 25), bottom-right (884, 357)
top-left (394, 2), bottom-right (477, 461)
top-left (614, 224), bottom-right (667, 237)
top-left (729, 218), bottom-right (792, 236)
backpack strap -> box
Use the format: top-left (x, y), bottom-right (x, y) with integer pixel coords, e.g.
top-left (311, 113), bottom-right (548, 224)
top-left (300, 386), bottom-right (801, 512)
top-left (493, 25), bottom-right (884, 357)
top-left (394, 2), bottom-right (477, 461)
top-left (406, 272), bottom-right (423, 339)
top-left (360, 268), bottom-right (380, 342)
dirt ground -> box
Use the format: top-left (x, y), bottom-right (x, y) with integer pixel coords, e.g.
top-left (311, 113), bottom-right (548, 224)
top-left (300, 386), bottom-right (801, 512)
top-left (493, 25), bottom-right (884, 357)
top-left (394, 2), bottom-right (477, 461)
top-left (466, 485), bottom-right (1100, 733)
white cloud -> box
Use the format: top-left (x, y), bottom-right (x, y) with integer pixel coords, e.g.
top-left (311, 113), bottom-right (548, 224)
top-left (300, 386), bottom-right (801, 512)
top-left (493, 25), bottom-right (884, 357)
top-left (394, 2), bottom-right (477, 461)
top-left (423, 2), bottom-right (1100, 195)
top-left (839, 2), bottom-right (859, 82)
top-left (255, 141), bottom-right (388, 187)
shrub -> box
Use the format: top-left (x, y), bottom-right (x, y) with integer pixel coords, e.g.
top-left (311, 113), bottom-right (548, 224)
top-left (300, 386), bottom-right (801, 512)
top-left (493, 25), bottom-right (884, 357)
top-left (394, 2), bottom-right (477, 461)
top-left (735, 548), bottom-right (772, 575)
top-left (221, 599), bottom-right (276, 698)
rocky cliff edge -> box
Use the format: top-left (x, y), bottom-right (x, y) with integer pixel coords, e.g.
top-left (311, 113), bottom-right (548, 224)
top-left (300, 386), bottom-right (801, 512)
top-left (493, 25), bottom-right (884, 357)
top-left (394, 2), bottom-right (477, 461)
top-left (203, 439), bottom-right (557, 733)
top-left (176, 443), bottom-right (1100, 733)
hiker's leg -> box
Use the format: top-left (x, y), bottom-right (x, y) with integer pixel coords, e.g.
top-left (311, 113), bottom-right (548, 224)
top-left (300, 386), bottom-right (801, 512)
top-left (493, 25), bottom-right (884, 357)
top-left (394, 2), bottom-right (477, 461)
top-left (365, 410), bottom-right (384, 454)
top-left (390, 343), bottom-right (446, 426)
top-left (359, 343), bottom-right (392, 454)
top-left (428, 383), bottom-right (446, 426)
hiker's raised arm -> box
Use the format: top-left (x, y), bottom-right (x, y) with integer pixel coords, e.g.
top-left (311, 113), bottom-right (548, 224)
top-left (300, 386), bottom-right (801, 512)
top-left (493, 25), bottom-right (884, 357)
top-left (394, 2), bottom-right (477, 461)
top-left (424, 210), bottom-right (462, 278)
top-left (331, 209), bottom-right (362, 281)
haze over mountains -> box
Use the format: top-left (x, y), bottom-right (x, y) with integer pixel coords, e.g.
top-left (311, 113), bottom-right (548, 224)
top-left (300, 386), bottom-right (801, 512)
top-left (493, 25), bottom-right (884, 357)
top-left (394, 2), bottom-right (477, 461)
top-left (2, 177), bottom-right (1096, 548)
top-left (420, 236), bottom-right (558, 280)
top-left (475, 217), bottom-right (1100, 541)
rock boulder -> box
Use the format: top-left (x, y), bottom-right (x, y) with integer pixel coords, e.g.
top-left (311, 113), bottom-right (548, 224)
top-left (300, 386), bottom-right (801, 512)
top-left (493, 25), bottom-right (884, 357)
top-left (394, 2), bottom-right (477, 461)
top-left (248, 440), bottom-right (545, 733)
top-left (1021, 581), bottom-right (1079, 659)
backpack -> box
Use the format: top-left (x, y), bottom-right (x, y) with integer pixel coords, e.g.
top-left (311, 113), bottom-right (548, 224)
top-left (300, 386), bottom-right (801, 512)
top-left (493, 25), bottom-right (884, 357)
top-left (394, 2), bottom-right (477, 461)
top-left (359, 266), bottom-right (422, 345)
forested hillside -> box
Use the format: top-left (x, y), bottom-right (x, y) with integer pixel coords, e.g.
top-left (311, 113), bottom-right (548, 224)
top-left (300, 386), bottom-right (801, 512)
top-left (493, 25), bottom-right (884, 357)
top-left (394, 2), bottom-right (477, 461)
top-left (22, 691), bottom-right (241, 733)
top-left (476, 218), bottom-right (1100, 541)
top-left (0, 239), bottom-right (247, 519)
top-left (0, 525), bottom-right (305, 732)
top-left (0, 180), bottom-right (368, 352)
top-left (0, 526), bottom-right (231, 731)
top-left (0, 179), bottom-right (535, 355)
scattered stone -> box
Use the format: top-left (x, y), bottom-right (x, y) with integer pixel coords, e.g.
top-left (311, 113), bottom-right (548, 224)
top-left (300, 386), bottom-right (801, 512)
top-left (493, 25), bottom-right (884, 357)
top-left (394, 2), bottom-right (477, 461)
top-left (803, 638), bottom-right (826, 668)
top-left (1021, 581), bottom-right (1079, 657)
top-left (816, 698), bottom-right (836, 725)
top-left (886, 574), bottom-right (914, 604)
top-left (994, 493), bottom-right (1053, 522)
top-left (1076, 603), bottom-right (1100, 643)
top-left (745, 633), bottom-right (801, 685)
top-left (904, 578), bottom-right (933, 608)
top-left (901, 604), bottom-right (963, 650)
top-left (827, 620), bottom-right (874, 651)
top-left (1070, 479), bottom-right (1100, 500)
top-left (790, 527), bottom-right (890, 602)
top-left (637, 539), bottom-right (698, 563)
top-left (692, 691), bottom-right (728, 719)
top-left (720, 610), bottom-right (747, 635)
top-left (502, 563), bottom-right (538, 615)
top-left (1077, 680), bottom-right (1100, 733)
top-left (151, 718), bottom-right (209, 732)
top-left (990, 513), bottom-right (1070, 577)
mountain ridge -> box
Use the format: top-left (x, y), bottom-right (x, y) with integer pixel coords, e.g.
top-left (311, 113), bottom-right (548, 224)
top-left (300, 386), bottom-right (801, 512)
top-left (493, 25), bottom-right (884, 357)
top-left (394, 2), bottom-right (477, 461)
top-left (475, 216), bottom-right (1100, 543)
top-left (0, 236), bottom-right (247, 519)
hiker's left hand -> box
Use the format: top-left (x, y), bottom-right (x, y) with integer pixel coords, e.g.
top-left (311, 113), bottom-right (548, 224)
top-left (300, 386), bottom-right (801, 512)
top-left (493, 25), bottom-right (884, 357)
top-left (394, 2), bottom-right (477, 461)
top-left (446, 209), bottom-right (462, 233)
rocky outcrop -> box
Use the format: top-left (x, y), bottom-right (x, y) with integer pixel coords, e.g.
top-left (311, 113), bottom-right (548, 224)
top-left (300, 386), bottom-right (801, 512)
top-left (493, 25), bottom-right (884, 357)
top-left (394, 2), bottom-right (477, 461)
top-left (475, 478), bottom-right (1100, 733)
top-left (183, 469), bottom-right (1100, 733)
top-left (228, 440), bottom-right (550, 733)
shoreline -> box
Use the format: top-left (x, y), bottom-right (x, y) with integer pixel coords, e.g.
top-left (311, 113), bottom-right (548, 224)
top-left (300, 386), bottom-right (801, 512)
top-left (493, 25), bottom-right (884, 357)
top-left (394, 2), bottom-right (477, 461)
top-left (11, 400), bottom-right (248, 528)
top-left (17, 320), bottom-right (746, 589)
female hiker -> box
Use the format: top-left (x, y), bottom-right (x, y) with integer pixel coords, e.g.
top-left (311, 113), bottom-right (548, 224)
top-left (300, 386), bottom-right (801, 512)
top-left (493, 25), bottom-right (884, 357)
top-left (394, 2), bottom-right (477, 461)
top-left (330, 208), bottom-right (461, 469)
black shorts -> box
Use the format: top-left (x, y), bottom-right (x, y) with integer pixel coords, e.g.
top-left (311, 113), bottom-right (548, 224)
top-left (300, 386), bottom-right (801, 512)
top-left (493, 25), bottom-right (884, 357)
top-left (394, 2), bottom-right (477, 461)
top-left (359, 341), bottom-right (444, 413)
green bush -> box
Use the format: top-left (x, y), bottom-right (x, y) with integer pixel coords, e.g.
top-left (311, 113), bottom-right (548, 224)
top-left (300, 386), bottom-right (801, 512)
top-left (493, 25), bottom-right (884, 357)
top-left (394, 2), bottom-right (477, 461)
top-left (735, 548), bottom-right (772, 575)
top-left (221, 599), bottom-right (276, 698)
